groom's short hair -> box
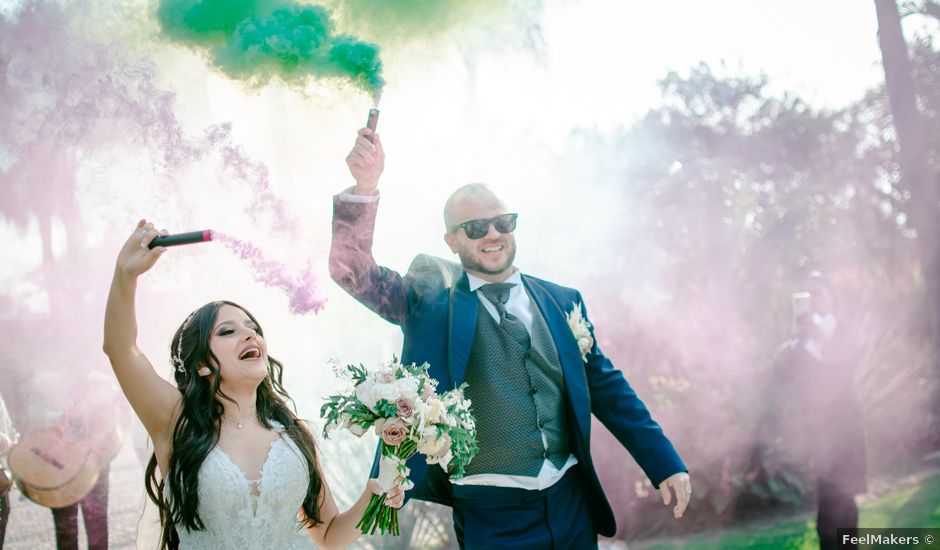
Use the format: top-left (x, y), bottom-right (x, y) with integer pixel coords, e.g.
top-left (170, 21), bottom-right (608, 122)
top-left (443, 183), bottom-right (506, 231)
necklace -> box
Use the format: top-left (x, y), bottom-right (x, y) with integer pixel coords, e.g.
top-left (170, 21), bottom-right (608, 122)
top-left (223, 412), bottom-right (258, 429)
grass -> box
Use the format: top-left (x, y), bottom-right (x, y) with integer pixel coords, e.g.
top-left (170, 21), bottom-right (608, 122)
top-left (634, 472), bottom-right (940, 550)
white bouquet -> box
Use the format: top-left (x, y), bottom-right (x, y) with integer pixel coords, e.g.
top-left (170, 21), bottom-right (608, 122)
top-left (320, 358), bottom-right (477, 536)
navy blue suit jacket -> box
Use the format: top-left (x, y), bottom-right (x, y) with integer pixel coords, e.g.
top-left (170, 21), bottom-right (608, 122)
top-left (330, 197), bottom-right (686, 536)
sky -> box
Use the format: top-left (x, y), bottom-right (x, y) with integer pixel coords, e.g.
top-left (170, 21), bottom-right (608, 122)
top-left (155, 0), bottom-right (902, 160)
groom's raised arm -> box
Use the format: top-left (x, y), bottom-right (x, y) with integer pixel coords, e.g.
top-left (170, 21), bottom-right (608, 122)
top-left (329, 128), bottom-right (411, 325)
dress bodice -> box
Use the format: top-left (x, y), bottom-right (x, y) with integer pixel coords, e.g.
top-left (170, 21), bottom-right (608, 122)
top-left (173, 426), bottom-right (312, 549)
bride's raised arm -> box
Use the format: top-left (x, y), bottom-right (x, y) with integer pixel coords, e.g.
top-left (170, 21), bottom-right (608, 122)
top-left (103, 219), bottom-right (181, 448)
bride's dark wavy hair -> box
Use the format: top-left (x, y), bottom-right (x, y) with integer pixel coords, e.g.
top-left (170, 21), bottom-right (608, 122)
top-left (144, 300), bottom-right (323, 549)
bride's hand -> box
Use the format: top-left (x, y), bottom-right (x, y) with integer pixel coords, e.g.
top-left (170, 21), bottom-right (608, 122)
top-left (367, 478), bottom-right (406, 509)
top-left (115, 219), bottom-right (168, 278)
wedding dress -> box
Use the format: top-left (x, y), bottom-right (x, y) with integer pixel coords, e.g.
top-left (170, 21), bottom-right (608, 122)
top-left (172, 424), bottom-right (314, 549)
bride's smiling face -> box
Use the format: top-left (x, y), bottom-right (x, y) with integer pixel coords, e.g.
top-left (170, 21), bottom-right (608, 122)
top-left (207, 304), bottom-right (269, 386)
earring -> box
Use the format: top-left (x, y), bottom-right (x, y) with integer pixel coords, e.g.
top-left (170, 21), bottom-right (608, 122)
top-left (197, 366), bottom-right (211, 377)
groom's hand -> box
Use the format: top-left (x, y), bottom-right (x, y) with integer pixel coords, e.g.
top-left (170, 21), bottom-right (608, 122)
top-left (346, 128), bottom-right (384, 196)
top-left (659, 472), bottom-right (692, 518)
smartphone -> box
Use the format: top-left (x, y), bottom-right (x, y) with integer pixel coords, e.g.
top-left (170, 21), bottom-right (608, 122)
top-left (791, 291), bottom-right (812, 326)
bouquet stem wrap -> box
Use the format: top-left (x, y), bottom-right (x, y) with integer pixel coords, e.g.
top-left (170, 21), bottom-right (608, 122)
top-left (357, 440), bottom-right (417, 536)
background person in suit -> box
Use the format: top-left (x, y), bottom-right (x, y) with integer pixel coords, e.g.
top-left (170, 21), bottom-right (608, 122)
top-left (773, 272), bottom-right (867, 550)
top-left (330, 127), bottom-right (692, 549)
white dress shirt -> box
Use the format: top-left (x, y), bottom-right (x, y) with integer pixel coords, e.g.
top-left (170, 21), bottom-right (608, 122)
top-left (338, 186), bottom-right (379, 203)
top-left (804, 312), bottom-right (838, 361)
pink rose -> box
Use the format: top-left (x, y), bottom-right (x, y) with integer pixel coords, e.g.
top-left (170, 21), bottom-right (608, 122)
top-left (379, 418), bottom-right (408, 447)
top-left (395, 397), bottom-right (414, 418)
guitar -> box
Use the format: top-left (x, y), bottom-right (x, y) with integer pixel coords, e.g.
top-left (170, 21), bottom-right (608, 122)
top-left (0, 468), bottom-right (10, 495)
top-left (7, 425), bottom-right (122, 508)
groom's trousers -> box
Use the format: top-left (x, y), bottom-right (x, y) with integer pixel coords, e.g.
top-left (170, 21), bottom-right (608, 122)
top-left (450, 467), bottom-right (597, 550)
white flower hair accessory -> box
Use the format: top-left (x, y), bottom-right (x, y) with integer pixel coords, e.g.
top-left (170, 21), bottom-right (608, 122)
top-left (173, 311), bottom-right (196, 374)
top-left (565, 302), bottom-right (594, 363)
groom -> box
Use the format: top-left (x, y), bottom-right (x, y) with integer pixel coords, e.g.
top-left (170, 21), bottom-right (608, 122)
top-left (330, 128), bottom-right (692, 548)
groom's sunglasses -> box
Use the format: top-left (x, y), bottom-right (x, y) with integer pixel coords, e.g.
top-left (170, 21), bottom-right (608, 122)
top-left (453, 213), bottom-right (518, 239)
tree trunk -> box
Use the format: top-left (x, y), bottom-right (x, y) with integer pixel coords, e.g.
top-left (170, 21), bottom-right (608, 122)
top-left (874, 0), bottom-right (940, 447)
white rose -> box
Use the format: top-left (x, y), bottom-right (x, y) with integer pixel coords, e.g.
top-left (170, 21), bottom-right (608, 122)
top-left (418, 428), bottom-right (451, 458)
top-left (394, 377), bottom-right (420, 403)
top-left (424, 398), bottom-right (445, 424)
top-left (355, 382), bottom-right (379, 411)
top-left (373, 382), bottom-right (403, 406)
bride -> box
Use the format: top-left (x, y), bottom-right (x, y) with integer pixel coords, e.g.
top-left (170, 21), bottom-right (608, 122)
top-left (104, 220), bottom-right (403, 549)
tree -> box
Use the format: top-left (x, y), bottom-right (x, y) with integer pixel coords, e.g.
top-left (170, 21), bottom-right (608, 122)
top-left (550, 56), bottom-right (940, 538)
top-left (875, 0), bottom-right (940, 446)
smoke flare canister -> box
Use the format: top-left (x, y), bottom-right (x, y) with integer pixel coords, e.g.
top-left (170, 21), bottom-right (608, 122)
top-left (365, 108), bottom-right (379, 142)
top-left (148, 230), bottom-right (213, 249)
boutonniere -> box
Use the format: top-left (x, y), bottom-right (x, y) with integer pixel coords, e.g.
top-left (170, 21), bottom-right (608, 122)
top-left (565, 302), bottom-right (594, 362)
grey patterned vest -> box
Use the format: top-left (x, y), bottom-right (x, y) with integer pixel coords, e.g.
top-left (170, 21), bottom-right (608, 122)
top-left (461, 289), bottom-right (571, 476)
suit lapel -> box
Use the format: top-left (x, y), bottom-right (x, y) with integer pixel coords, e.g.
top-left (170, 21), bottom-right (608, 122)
top-left (523, 276), bottom-right (592, 440)
top-left (448, 272), bottom-right (478, 388)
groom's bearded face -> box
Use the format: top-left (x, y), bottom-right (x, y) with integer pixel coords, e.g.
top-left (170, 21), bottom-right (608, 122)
top-left (447, 200), bottom-right (516, 278)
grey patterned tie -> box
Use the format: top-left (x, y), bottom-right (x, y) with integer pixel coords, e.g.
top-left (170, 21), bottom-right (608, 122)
top-left (479, 283), bottom-right (531, 348)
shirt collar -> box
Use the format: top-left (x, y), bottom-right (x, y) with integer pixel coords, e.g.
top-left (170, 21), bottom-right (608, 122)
top-left (812, 312), bottom-right (838, 339)
top-left (467, 270), bottom-right (523, 292)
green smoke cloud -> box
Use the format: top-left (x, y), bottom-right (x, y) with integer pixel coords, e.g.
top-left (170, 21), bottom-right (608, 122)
top-left (157, 0), bottom-right (383, 97)
top-left (324, 0), bottom-right (541, 45)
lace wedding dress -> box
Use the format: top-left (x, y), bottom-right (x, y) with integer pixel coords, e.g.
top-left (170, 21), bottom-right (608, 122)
top-left (173, 424), bottom-right (314, 549)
